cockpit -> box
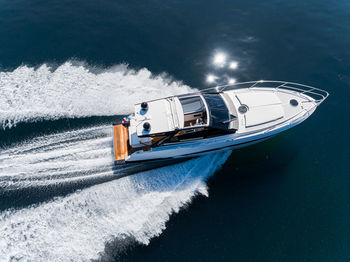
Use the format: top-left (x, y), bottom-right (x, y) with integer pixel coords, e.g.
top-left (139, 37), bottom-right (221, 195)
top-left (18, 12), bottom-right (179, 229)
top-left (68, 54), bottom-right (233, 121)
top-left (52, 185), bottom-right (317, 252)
top-left (178, 95), bottom-right (208, 127)
top-left (178, 93), bottom-right (237, 131)
top-left (130, 92), bottom-right (238, 148)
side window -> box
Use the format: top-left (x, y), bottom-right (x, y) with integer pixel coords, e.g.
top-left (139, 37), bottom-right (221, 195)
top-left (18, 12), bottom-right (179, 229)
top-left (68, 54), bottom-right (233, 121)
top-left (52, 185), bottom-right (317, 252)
top-left (168, 128), bottom-right (230, 143)
top-left (170, 128), bottom-right (206, 142)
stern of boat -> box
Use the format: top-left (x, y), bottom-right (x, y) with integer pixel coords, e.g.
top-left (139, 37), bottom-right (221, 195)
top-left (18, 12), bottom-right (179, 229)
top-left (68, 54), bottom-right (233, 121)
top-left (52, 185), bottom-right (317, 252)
top-left (113, 124), bottom-right (129, 164)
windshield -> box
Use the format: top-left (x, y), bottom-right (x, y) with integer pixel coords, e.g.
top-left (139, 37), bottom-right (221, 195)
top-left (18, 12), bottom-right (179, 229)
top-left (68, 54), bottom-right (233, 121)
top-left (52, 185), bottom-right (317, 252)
top-left (179, 96), bottom-right (205, 114)
top-left (202, 94), bottom-right (230, 130)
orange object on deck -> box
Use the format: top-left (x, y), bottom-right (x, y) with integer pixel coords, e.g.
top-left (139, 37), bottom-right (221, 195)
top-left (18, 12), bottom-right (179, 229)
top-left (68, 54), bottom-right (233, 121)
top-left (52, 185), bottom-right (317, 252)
top-left (113, 124), bottom-right (129, 162)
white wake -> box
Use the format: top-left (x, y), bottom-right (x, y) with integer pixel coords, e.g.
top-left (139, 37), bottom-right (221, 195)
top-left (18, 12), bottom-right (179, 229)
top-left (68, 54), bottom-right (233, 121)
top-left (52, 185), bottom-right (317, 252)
top-left (0, 62), bottom-right (193, 129)
top-left (0, 125), bottom-right (115, 190)
top-left (0, 148), bottom-right (230, 261)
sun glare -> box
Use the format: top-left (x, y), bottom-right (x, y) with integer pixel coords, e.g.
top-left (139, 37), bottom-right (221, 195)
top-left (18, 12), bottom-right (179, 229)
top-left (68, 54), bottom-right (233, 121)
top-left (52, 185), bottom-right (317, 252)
top-left (206, 74), bottom-right (217, 83)
top-left (228, 78), bottom-right (236, 84)
top-left (229, 61), bottom-right (238, 70)
top-left (213, 52), bottom-right (227, 67)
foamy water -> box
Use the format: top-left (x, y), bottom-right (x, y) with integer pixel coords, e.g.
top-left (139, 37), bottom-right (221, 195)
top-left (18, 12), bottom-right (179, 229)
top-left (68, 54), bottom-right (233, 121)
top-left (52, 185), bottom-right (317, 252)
top-left (0, 62), bottom-right (193, 129)
top-left (0, 63), bottom-right (232, 261)
top-left (0, 151), bottom-right (230, 261)
top-left (0, 125), bottom-right (115, 190)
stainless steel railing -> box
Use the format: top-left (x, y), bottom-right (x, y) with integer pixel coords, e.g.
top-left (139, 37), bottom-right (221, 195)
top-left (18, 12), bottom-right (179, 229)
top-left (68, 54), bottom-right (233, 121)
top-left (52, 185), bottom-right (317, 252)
top-left (202, 80), bottom-right (329, 105)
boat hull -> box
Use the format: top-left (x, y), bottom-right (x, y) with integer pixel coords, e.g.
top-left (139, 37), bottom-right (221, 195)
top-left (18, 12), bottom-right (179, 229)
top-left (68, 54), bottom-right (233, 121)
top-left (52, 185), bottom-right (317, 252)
top-left (123, 105), bottom-right (312, 165)
top-left (115, 80), bottom-right (329, 168)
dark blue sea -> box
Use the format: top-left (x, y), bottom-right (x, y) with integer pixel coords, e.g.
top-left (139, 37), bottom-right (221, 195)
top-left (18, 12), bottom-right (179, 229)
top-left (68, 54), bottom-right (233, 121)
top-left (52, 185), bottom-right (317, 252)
top-left (0, 0), bottom-right (349, 261)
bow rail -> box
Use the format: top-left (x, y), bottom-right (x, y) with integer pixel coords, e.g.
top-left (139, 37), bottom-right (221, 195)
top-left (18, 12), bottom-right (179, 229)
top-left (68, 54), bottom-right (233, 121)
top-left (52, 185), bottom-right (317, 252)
top-left (202, 80), bottom-right (329, 105)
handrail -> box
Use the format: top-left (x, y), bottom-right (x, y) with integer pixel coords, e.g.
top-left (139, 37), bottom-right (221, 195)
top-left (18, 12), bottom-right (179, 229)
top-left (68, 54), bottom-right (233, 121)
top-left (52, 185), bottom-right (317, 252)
top-left (134, 80), bottom-right (329, 106)
top-left (201, 80), bottom-right (329, 105)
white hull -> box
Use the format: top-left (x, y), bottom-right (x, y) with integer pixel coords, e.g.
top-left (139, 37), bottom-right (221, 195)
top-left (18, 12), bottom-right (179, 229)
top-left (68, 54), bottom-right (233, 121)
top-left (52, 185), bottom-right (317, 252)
top-left (126, 104), bottom-right (313, 163)
top-left (114, 81), bottom-right (328, 165)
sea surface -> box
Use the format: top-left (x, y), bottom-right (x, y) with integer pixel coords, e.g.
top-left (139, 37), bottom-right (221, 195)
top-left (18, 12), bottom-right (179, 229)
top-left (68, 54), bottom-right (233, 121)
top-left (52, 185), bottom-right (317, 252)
top-left (0, 0), bottom-right (349, 261)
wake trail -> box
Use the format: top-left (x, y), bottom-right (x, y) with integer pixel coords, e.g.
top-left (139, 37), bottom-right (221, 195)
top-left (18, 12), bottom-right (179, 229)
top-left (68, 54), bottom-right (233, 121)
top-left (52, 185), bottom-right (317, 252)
top-left (0, 151), bottom-right (231, 261)
top-left (0, 125), bottom-right (115, 190)
top-left (0, 62), bottom-right (193, 129)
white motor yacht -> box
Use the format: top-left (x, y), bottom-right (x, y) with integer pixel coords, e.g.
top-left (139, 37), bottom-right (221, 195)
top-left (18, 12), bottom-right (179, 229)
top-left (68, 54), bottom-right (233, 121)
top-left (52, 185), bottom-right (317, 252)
top-left (113, 80), bottom-right (328, 166)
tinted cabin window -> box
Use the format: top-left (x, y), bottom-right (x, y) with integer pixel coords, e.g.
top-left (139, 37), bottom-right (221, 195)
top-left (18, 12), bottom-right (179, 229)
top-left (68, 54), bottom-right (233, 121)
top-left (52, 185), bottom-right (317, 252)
top-left (202, 94), bottom-right (230, 130)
